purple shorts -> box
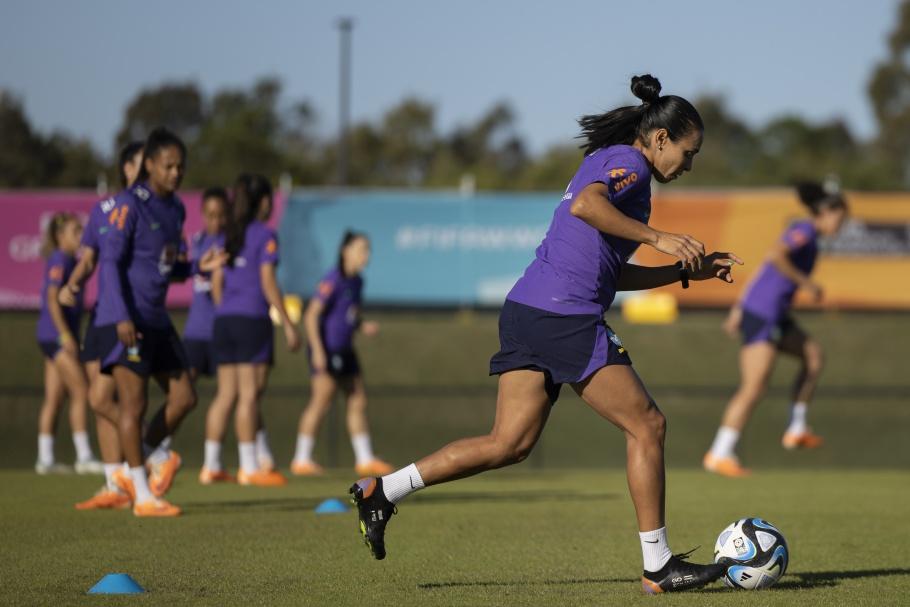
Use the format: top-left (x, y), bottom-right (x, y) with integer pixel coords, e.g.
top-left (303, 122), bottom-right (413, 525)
top-left (739, 309), bottom-right (798, 346)
top-left (212, 315), bottom-right (274, 366)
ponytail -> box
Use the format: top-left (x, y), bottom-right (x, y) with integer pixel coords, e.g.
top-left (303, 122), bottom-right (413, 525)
top-left (795, 180), bottom-right (847, 216)
top-left (40, 212), bottom-right (77, 258)
top-left (225, 174), bottom-right (273, 263)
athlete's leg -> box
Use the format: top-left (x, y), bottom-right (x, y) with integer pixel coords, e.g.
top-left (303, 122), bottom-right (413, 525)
top-left (341, 375), bottom-right (390, 474)
top-left (414, 369), bottom-right (551, 485)
top-left (201, 364), bottom-right (237, 478)
top-left (292, 373), bottom-right (338, 467)
top-left (146, 369), bottom-right (197, 448)
top-left (88, 367), bottom-right (119, 425)
top-left (53, 348), bottom-right (97, 465)
top-left (778, 328), bottom-right (824, 447)
top-left (253, 364), bottom-right (274, 470)
top-left (719, 342), bottom-right (778, 432)
top-left (572, 365), bottom-right (665, 532)
top-left (112, 367), bottom-right (148, 467)
top-left (37, 360), bottom-right (64, 467)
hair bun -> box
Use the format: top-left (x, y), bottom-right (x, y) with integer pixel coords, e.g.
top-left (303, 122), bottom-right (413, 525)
top-left (795, 181), bottom-right (826, 206)
top-left (631, 74), bottom-right (662, 104)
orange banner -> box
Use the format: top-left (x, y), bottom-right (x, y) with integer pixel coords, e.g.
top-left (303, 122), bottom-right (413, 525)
top-left (635, 189), bottom-right (910, 310)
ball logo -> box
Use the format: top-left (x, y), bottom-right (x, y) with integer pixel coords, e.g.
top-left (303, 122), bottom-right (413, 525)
top-left (734, 537), bottom-right (748, 556)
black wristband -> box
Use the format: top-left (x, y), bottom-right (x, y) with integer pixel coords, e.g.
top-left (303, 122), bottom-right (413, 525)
top-left (676, 261), bottom-right (690, 289)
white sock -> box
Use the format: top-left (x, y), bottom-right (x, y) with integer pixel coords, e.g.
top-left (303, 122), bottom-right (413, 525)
top-left (38, 434), bottom-right (54, 466)
top-left (709, 426), bottom-right (740, 459)
top-left (72, 431), bottom-right (94, 462)
top-left (351, 433), bottom-right (375, 465)
top-left (239, 442), bottom-right (258, 475)
top-left (294, 434), bottom-right (315, 463)
top-left (787, 402), bottom-right (808, 434)
top-left (103, 463), bottom-right (120, 492)
top-left (145, 438), bottom-right (171, 466)
top-left (130, 466), bottom-right (153, 503)
top-left (380, 463), bottom-right (425, 504)
top-left (256, 430), bottom-right (273, 465)
top-left (640, 527), bottom-right (673, 572)
top-left (204, 440), bottom-right (223, 472)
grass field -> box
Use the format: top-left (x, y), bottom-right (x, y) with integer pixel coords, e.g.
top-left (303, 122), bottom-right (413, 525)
top-left (1, 309), bottom-right (909, 605)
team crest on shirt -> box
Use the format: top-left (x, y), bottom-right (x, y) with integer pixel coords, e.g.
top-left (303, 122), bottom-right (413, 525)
top-left (318, 281), bottom-right (334, 297)
top-left (609, 168), bottom-right (627, 178)
top-left (266, 239), bottom-right (277, 254)
top-left (133, 186), bottom-right (150, 201)
top-left (234, 256), bottom-right (247, 268)
top-left (48, 266), bottom-right (63, 281)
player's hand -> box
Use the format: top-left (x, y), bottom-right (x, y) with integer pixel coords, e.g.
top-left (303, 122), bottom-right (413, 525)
top-left (116, 320), bottom-right (140, 348)
top-left (311, 348), bottom-right (327, 374)
top-left (284, 324), bottom-right (302, 352)
top-left (690, 252), bottom-right (744, 283)
top-left (199, 248), bottom-right (228, 272)
top-left (804, 281), bottom-right (824, 302)
top-left (58, 283), bottom-right (79, 307)
top-left (722, 306), bottom-right (742, 339)
top-left (60, 332), bottom-right (78, 356)
top-left (653, 231), bottom-right (705, 272)
top-left (361, 320), bottom-right (380, 337)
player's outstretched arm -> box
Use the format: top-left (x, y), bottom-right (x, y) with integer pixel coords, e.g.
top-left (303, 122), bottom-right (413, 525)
top-left (617, 252), bottom-right (742, 292)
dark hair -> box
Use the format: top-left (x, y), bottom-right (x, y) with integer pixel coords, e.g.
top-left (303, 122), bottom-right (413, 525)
top-left (135, 127), bottom-right (187, 183)
top-left (201, 186), bottom-right (229, 207)
top-left (337, 230), bottom-right (368, 277)
top-left (225, 174), bottom-right (273, 262)
top-left (41, 212), bottom-right (78, 258)
top-left (118, 141), bottom-right (144, 188)
top-left (578, 74), bottom-right (703, 155)
top-left (795, 181), bottom-right (847, 216)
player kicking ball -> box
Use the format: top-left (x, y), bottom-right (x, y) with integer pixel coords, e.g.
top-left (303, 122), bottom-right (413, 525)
top-left (352, 75), bottom-right (741, 593)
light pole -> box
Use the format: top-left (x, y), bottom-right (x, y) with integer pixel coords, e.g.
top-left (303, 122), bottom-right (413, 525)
top-left (336, 17), bottom-right (353, 186)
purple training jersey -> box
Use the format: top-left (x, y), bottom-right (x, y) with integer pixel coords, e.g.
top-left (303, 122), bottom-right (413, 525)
top-left (216, 221), bottom-right (278, 318)
top-left (96, 182), bottom-right (189, 329)
top-left (36, 250), bottom-right (82, 342)
top-left (184, 230), bottom-right (224, 340)
top-left (507, 144), bottom-right (652, 315)
top-left (740, 220), bottom-right (818, 320)
top-left (314, 268), bottom-right (363, 352)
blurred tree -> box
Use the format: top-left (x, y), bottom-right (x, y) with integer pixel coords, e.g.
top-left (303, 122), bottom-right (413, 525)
top-left (114, 82), bottom-right (204, 149)
top-left (867, 0), bottom-right (910, 186)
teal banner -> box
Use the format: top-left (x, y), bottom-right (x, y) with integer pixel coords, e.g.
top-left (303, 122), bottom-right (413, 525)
top-left (278, 190), bottom-right (560, 305)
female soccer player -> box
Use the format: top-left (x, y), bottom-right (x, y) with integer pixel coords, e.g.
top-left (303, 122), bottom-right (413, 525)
top-left (96, 127), bottom-right (198, 517)
top-left (204, 174), bottom-right (300, 486)
top-left (184, 187), bottom-right (228, 381)
top-left (351, 75), bottom-right (742, 594)
top-left (703, 182), bottom-right (847, 477)
top-left (291, 231), bottom-right (390, 477)
top-left (35, 212), bottom-right (100, 474)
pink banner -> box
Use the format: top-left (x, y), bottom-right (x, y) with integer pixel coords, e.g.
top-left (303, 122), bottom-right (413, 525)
top-left (0, 190), bottom-right (284, 309)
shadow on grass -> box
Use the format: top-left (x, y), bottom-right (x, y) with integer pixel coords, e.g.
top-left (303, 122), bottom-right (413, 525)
top-left (419, 567), bottom-right (910, 592)
top-left (410, 490), bottom-right (616, 505)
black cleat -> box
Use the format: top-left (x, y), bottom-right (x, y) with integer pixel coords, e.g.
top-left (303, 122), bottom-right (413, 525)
top-left (349, 477), bottom-right (396, 560)
top-left (641, 549), bottom-right (726, 594)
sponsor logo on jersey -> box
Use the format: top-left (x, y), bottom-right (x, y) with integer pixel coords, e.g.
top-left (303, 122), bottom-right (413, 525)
top-left (614, 172), bottom-right (639, 193)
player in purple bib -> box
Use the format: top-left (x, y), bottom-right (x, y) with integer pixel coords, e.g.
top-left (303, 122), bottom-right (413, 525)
top-left (62, 142), bottom-right (161, 510)
top-left (203, 174), bottom-right (300, 487)
top-left (34, 212), bottom-right (100, 474)
top-left (291, 231), bottom-right (391, 477)
top-left (705, 182), bottom-right (848, 477)
top-left (183, 187), bottom-right (228, 380)
top-left (349, 75), bottom-right (744, 593)
top-left (94, 128), bottom-right (198, 517)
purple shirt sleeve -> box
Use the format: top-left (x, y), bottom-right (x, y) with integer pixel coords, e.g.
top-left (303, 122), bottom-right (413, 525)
top-left (98, 200), bottom-right (136, 324)
top-left (259, 229), bottom-right (279, 266)
top-left (46, 251), bottom-right (66, 287)
top-left (782, 222), bottom-right (814, 252)
top-left (80, 209), bottom-right (99, 251)
top-left (314, 271), bottom-right (339, 305)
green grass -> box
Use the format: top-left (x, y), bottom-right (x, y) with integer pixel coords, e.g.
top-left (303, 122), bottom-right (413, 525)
top-left (1, 310), bottom-right (909, 604)
top-left (1, 469), bottom-right (909, 606)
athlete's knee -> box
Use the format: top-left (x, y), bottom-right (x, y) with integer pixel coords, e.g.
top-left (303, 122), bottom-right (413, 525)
top-left (642, 402), bottom-right (666, 444)
top-left (171, 384), bottom-right (197, 415)
top-left (804, 342), bottom-right (824, 376)
top-left (489, 433), bottom-right (536, 466)
top-left (347, 393), bottom-right (367, 412)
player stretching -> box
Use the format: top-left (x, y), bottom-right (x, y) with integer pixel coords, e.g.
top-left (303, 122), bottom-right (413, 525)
top-left (205, 174), bottom-right (300, 486)
top-left (704, 182), bottom-right (847, 477)
top-left (35, 212), bottom-right (101, 474)
top-left (291, 231), bottom-right (391, 477)
top-left (351, 75), bottom-right (740, 593)
top-left (96, 127), bottom-right (197, 517)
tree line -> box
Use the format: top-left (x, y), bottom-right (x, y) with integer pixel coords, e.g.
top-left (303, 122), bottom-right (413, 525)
top-left (2, 1), bottom-right (909, 192)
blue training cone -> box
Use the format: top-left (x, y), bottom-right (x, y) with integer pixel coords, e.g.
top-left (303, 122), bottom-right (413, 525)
top-left (87, 573), bottom-right (145, 594)
top-left (315, 498), bottom-right (350, 514)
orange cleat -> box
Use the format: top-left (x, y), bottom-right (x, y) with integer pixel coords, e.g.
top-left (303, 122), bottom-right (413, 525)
top-left (290, 460), bottom-right (325, 477)
top-left (238, 468), bottom-right (288, 487)
top-left (703, 453), bottom-right (751, 478)
top-left (258, 454), bottom-right (275, 473)
top-left (133, 498), bottom-right (181, 517)
top-left (355, 459), bottom-right (394, 477)
top-left (148, 450), bottom-right (182, 497)
top-left (75, 487), bottom-right (131, 510)
top-left (198, 467), bottom-right (237, 485)
top-left (782, 430), bottom-right (824, 450)
top-left (112, 468), bottom-right (137, 503)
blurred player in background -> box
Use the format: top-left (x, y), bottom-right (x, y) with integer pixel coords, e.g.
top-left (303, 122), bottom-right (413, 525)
top-left (204, 174), bottom-right (300, 486)
top-left (96, 127), bottom-right (197, 517)
top-left (350, 75), bottom-right (742, 593)
top-left (184, 188), bottom-right (228, 382)
top-left (35, 212), bottom-right (101, 474)
top-left (291, 231), bottom-right (390, 477)
top-left (704, 181), bottom-right (848, 477)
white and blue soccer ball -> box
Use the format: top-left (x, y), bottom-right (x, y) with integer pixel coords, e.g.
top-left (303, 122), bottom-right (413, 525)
top-left (714, 517), bottom-right (788, 589)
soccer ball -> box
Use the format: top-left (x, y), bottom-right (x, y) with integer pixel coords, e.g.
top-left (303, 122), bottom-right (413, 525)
top-left (714, 517), bottom-right (788, 589)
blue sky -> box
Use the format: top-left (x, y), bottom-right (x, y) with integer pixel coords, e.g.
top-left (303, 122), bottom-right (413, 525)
top-left (0, 0), bottom-right (901, 155)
